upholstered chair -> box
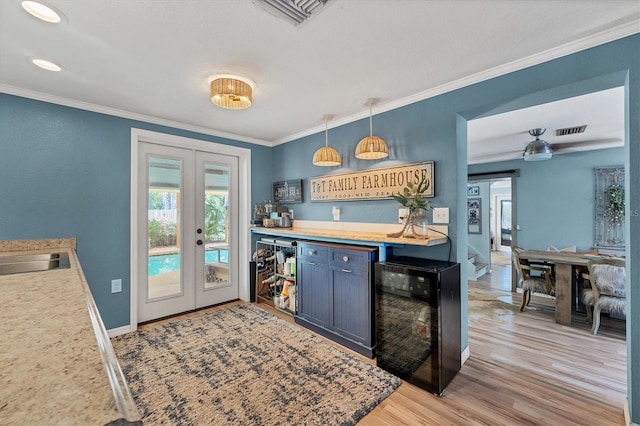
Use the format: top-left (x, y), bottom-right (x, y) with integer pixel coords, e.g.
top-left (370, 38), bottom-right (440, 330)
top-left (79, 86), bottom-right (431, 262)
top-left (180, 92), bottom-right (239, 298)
top-left (581, 258), bottom-right (626, 335)
top-left (512, 247), bottom-right (555, 311)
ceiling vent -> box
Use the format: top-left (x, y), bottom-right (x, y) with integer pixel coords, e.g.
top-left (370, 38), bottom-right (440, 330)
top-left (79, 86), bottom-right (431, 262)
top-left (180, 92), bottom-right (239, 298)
top-left (253, 0), bottom-right (330, 26)
top-left (556, 125), bottom-right (587, 136)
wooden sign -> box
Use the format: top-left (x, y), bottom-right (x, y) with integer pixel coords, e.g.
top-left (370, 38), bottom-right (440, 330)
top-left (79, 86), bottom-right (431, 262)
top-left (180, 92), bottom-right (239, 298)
top-left (310, 162), bottom-right (434, 202)
top-left (273, 179), bottom-right (303, 203)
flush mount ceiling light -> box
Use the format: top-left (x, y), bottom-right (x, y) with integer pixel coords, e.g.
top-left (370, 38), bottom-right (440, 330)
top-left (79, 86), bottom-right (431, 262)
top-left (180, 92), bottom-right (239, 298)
top-left (21, 1), bottom-right (65, 23)
top-left (355, 98), bottom-right (389, 160)
top-left (207, 74), bottom-right (254, 110)
top-left (312, 114), bottom-right (341, 166)
top-left (30, 57), bottom-right (62, 71)
top-left (523, 128), bottom-right (553, 161)
top-left (253, 0), bottom-right (331, 26)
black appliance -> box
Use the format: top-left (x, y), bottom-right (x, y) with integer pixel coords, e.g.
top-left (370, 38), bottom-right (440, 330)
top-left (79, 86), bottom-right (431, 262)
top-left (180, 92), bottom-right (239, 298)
top-left (375, 256), bottom-right (461, 395)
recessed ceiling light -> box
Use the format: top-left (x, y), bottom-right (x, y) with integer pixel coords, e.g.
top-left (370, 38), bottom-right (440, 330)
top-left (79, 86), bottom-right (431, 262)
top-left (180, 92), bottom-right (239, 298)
top-left (30, 58), bottom-right (62, 72)
top-left (21, 1), bottom-right (64, 23)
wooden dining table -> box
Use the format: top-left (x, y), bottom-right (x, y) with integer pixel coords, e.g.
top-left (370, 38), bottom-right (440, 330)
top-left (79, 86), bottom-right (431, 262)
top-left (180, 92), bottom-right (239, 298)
top-left (517, 250), bottom-right (600, 326)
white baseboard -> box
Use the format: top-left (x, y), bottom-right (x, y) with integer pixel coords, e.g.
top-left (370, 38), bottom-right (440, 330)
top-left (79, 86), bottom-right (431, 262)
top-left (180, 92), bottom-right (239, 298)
top-left (461, 345), bottom-right (470, 365)
top-left (107, 324), bottom-right (135, 338)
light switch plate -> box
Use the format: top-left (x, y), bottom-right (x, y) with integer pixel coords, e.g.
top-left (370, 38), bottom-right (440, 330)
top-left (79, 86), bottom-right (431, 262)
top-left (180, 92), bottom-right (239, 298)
top-left (111, 279), bottom-right (122, 293)
top-left (432, 207), bottom-right (449, 224)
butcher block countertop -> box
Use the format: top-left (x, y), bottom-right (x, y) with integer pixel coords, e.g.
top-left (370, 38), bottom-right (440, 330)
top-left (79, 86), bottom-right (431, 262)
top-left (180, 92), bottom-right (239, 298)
top-left (0, 239), bottom-right (140, 425)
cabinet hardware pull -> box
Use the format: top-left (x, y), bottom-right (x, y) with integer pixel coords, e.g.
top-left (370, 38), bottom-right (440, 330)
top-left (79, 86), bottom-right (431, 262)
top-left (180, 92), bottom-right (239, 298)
top-left (342, 256), bottom-right (349, 262)
top-left (309, 250), bottom-right (316, 255)
top-left (342, 269), bottom-right (352, 273)
top-left (309, 262), bottom-right (316, 266)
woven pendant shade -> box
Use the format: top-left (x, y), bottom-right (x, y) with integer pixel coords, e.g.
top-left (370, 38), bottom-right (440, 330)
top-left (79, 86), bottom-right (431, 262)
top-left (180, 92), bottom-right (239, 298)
top-left (313, 115), bottom-right (341, 166)
top-left (355, 99), bottom-right (389, 160)
top-left (209, 76), bottom-right (253, 110)
top-left (355, 135), bottom-right (388, 159)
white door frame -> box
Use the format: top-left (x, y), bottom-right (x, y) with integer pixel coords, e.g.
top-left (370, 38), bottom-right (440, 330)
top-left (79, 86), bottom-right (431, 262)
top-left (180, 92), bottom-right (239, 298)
top-left (129, 128), bottom-right (251, 332)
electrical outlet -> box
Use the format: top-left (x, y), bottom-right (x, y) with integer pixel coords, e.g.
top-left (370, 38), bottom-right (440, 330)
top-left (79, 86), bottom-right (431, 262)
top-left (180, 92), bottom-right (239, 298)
top-left (398, 208), bottom-right (409, 224)
top-left (111, 279), bottom-right (122, 293)
top-left (432, 207), bottom-right (449, 224)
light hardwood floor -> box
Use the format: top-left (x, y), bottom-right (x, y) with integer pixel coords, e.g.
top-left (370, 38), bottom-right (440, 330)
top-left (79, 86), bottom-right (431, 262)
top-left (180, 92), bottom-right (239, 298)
top-left (138, 271), bottom-right (627, 426)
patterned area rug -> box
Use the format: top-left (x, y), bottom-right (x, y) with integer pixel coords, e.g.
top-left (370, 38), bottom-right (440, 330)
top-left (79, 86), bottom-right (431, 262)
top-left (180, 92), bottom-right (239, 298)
top-left (468, 287), bottom-right (536, 323)
top-left (111, 304), bottom-right (401, 425)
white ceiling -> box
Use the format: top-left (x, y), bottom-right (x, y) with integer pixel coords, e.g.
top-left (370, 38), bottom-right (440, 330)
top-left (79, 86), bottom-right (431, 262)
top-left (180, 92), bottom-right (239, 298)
top-left (1, 0), bottom-right (638, 152)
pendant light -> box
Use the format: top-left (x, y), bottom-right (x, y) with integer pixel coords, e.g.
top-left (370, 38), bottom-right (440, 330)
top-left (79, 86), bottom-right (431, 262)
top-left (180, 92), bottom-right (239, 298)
top-left (312, 115), bottom-right (341, 166)
top-left (355, 98), bottom-right (389, 160)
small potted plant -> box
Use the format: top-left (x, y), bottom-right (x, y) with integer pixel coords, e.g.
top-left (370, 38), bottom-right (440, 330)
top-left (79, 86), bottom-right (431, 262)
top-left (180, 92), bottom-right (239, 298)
top-left (387, 177), bottom-right (432, 239)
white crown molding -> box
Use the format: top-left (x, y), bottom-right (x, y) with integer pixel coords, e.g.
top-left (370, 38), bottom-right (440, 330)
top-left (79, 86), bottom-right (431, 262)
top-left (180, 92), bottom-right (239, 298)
top-left (272, 20), bottom-right (640, 146)
top-left (0, 84), bottom-right (272, 147)
top-left (2, 20), bottom-right (637, 148)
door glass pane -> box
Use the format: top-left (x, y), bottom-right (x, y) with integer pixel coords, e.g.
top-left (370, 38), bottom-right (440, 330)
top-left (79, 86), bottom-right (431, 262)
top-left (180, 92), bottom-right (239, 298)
top-left (147, 157), bottom-right (182, 299)
top-left (203, 163), bottom-right (230, 289)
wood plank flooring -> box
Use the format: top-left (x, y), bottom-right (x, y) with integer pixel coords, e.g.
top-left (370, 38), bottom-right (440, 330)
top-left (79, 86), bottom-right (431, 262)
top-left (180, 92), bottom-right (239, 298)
top-left (136, 267), bottom-right (627, 426)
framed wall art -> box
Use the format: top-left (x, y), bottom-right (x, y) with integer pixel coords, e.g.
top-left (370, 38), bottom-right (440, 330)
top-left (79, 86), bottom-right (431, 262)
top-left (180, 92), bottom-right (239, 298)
top-left (467, 198), bottom-right (481, 234)
top-left (273, 179), bottom-right (303, 204)
top-left (467, 185), bottom-right (479, 196)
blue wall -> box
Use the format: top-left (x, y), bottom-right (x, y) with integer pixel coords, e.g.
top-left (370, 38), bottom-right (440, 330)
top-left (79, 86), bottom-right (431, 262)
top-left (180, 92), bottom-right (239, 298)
top-left (470, 147), bottom-right (624, 251)
top-left (0, 95), bottom-right (273, 329)
top-left (1, 34), bottom-right (638, 421)
top-left (271, 34), bottom-right (639, 419)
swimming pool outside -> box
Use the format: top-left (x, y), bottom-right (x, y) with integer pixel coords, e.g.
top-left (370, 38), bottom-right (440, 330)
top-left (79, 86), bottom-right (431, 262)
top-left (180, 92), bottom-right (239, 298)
top-left (148, 250), bottom-right (228, 277)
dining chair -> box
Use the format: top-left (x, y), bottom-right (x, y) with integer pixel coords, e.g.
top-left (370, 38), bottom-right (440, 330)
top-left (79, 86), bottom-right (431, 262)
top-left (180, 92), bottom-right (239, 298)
top-left (512, 247), bottom-right (555, 311)
top-left (581, 258), bottom-right (626, 335)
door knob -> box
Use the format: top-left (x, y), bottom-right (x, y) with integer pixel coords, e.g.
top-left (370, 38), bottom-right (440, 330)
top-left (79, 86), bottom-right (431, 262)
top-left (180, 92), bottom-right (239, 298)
top-left (197, 240), bottom-right (203, 245)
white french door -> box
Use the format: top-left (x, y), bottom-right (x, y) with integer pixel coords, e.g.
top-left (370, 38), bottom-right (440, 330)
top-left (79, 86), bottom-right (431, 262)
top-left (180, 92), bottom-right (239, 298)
top-left (137, 142), bottom-right (238, 323)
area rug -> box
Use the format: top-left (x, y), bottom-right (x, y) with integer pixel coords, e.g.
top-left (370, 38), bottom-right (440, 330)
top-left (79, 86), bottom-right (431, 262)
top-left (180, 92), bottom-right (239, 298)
top-left (468, 287), bottom-right (536, 323)
top-left (111, 304), bottom-right (401, 426)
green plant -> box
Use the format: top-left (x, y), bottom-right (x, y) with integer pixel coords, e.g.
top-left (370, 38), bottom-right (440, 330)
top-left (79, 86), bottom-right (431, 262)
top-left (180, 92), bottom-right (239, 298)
top-left (604, 183), bottom-right (624, 227)
top-left (392, 177), bottom-right (432, 215)
top-left (388, 177), bottom-right (432, 238)
top-left (205, 195), bottom-right (227, 243)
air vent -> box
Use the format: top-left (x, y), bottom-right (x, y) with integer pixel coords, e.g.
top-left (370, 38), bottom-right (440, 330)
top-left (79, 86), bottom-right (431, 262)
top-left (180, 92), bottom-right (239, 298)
top-left (254, 0), bottom-right (330, 26)
top-left (556, 125), bottom-right (587, 136)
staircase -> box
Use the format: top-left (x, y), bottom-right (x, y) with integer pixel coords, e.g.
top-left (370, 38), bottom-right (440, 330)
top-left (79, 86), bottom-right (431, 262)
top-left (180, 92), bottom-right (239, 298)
top-left (468, 252), bottom-right (488, 280)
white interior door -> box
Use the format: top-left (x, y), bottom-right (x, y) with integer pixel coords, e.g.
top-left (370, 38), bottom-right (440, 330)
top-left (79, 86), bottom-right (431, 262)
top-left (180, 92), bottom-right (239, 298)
top-left (194, 151), bottom-right (238, 308)
top-left (137, 143), bottom-right (238, 323)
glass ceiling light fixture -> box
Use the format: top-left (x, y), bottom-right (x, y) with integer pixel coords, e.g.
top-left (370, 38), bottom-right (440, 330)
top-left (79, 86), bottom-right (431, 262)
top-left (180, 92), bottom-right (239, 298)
top-left (523, 128), bottom-right (553, 161)
top-left (21, 1), bottom-right (65, 23)
top-left (207, 74), bottom-right (254, 110)
top-left (355, 98), bottom-right (389, 160)
top-left (312, 114), bottom-right (341, 166)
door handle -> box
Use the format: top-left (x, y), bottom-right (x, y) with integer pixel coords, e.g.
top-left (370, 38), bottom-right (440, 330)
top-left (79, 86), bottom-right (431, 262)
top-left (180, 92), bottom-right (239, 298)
top-left (196, 228), bottom-right (203, 234)
top-left (197, 240), bottom-right (203, 245)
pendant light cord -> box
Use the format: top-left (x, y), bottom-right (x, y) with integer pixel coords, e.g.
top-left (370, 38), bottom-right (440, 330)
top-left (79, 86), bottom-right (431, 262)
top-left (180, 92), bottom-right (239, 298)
top-left (369, 103), bottom-right (373, 137)
top-left (325, 116), bottom-right (329, 147)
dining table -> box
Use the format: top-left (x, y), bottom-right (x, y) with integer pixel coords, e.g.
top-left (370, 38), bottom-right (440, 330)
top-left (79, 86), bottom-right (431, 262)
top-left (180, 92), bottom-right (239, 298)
top-left (517, 250), bottom-right (602, 326)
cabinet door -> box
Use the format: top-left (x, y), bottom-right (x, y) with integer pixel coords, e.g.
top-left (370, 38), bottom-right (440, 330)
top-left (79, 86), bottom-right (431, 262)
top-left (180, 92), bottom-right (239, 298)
top-left (298, 258), bottom-right (331, 328)
top-left (331, 267), bottom-right (371, 346)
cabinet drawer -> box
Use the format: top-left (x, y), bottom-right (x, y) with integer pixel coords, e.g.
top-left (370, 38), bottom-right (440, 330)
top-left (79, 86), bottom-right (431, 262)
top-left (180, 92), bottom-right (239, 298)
top-left (297, 243), bottom-right (329, 263)
top-left (330, 248), bottom-right (373, 271)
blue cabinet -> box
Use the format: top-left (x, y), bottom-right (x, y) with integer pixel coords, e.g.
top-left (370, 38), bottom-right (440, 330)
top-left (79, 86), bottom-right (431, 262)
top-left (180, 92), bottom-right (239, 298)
top-left (296, 241), bottom-right (377, 357)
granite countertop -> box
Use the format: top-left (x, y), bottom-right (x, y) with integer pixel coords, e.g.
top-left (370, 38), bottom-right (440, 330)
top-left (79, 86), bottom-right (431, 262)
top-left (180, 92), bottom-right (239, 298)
top-left (0, 239), bottom-right (140, 425)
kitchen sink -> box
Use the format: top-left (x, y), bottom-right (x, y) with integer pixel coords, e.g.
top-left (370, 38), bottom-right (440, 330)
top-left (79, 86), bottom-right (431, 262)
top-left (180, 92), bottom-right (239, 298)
top-left (0, 252), bottom-right (71, 276)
